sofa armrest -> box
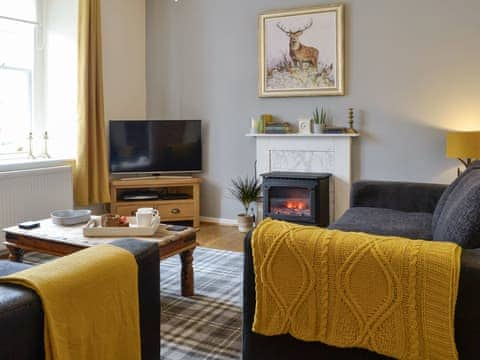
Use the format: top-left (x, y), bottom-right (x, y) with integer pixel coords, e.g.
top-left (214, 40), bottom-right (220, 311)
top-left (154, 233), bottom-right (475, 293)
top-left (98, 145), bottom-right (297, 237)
top-left (0, 283), bottom-right (44, 359)
top-left (111, 239), bottom-right (160, 360)
top-left (350, 180), bottom-right (447, 213)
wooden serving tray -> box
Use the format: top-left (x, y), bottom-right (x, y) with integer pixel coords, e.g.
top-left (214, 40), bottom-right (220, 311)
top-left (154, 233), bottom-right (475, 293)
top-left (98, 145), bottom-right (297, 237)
top-left (83, 217), bottom-right (164, 237)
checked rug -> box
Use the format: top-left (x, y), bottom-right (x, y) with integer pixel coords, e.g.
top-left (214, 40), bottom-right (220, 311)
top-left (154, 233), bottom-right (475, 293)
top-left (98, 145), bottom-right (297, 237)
top-left (160, 247), bottom-right (243, 359)
top-left (24, 246), bottom-right (243, 360)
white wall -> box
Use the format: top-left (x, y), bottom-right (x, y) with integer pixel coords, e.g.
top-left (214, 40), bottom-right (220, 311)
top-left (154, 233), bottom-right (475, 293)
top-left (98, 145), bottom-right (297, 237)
top-left (146, 0), bottom-right (480, 220)
top-left (101, 0), bottom-right (146, 121)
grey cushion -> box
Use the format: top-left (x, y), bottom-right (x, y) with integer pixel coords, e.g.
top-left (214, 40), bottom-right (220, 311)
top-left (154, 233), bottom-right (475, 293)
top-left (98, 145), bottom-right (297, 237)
top-left (432, 161), bottom-right (480, 231)
top-left (432, 164), bottom-right (480, 248)
top-left (329, 207), bottom-right (433, 240)
top-left (0, 261), bottom-right (31, 276)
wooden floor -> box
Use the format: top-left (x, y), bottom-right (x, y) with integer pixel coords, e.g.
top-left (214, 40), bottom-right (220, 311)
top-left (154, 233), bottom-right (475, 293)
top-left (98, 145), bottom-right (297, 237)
top-left (196, 222), bottom-right (245, 252)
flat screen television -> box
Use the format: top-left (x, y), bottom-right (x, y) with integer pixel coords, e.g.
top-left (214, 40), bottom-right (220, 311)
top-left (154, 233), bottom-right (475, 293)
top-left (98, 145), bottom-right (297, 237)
top-left (109, 120), bottom-right (202, 174)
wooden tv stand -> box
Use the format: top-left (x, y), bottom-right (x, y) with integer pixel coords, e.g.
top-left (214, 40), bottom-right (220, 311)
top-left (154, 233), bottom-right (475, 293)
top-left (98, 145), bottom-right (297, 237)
top-left (110, 177), bottom-right (202, 228)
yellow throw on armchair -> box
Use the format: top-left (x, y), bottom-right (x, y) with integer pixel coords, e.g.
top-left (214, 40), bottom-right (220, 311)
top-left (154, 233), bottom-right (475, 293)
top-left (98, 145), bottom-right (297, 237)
top-left (252, 219), bottom-right (461, 359)
top-left (0, 244), bottom-right (141, 360)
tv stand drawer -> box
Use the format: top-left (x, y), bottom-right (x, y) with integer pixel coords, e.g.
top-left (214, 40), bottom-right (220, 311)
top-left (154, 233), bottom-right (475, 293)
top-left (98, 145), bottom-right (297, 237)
top-left (115, 202), bottom-right (195, 219)
top-left (116, 204), bottom-right (144, 216)
top-left (156, 202), bottom-right (194, 220)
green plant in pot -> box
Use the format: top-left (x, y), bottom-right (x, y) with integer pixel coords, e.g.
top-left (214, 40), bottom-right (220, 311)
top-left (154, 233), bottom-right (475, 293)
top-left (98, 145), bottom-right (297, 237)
top-left (313, 107), bottom-right (327, 133)
top-left (320, 107), bottom-right (327, 130)
top-left (230, 176), bottom-right (261, 232)
top-left (313, 107), bottom-right (320, 133)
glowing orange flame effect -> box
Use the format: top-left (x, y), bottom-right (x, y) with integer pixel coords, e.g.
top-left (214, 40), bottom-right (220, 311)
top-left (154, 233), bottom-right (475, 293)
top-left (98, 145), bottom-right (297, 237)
top-left (285, 201), bottom-right (306, 210)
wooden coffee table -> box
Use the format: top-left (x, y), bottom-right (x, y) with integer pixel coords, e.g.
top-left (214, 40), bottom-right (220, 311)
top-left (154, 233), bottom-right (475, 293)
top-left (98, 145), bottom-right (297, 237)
top-left (3, 219), bottom-right (197, 296)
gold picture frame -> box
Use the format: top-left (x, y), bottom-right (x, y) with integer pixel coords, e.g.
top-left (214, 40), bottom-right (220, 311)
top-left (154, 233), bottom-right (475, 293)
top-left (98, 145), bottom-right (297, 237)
top-left (258, 4), bottom-right (345, 97)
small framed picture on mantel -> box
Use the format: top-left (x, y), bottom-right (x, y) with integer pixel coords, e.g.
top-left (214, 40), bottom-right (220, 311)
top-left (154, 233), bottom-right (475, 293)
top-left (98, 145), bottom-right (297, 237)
top-left (258, 4), bottom-right (345, 97)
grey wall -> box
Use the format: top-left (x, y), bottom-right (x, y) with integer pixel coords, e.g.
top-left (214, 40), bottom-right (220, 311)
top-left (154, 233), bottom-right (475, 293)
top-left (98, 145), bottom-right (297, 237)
top-left (146, 0), bottom-right (480, 220)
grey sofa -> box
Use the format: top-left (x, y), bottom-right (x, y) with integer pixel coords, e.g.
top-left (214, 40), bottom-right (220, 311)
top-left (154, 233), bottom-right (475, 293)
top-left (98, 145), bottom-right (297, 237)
top-left (243, 161), bottom-right (480, 359)
top-left (330, 160), bottom-right (480, 248)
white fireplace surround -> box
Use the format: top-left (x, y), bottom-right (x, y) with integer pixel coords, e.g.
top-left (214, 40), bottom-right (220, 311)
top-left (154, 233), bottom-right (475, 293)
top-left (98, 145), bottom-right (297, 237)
top-left (247, 133), bottom-right (359, 221)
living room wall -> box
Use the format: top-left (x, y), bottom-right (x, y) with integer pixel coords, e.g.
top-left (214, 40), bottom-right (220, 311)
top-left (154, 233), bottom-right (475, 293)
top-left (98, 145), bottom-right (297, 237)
top-left (102, 0), bottom-right (146, 121)
top-left (146, 0), bottom-right (480, 221)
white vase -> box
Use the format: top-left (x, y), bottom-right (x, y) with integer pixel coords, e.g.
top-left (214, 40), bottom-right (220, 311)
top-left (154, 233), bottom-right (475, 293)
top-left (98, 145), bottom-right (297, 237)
top-left (237, 214), bottom-right (254, 233)
top-left (313, 123), bottom-right (321, 134)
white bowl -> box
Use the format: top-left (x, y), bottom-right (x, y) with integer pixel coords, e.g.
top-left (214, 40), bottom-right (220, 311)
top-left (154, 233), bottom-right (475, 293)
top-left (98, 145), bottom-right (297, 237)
top-left (51, 209), bottom-right (92, 225)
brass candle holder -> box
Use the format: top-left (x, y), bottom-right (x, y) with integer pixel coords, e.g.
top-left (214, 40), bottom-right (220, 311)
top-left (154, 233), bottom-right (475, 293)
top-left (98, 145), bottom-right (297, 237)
top-left (346, 107), bottom-right (358, 134)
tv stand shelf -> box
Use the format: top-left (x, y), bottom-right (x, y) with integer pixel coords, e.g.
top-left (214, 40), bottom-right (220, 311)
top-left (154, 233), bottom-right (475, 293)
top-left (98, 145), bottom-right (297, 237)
top-left (110, 177), bottom-right (202, 228)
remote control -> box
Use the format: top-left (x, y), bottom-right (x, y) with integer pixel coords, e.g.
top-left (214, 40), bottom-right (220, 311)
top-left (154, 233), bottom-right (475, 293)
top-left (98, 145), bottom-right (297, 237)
top-left (166, 225), bottom-right (188, 232)
top-left (19, 221), bottom-right (40, 229)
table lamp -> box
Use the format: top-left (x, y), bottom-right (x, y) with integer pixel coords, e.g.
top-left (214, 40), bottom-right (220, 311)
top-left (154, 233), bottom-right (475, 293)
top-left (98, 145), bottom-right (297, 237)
top-left (446, 131), bottom-right (480, 175)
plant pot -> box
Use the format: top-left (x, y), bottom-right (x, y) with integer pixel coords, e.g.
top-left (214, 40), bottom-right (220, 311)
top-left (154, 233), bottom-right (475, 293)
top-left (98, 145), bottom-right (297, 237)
top-left (237, 214), bottom-right (254, 233)
top-left (313, 123), bottom-right (321, 134)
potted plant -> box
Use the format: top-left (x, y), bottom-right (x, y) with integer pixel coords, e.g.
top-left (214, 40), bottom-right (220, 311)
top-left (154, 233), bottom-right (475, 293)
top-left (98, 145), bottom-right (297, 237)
top-left (313, 107), bottom-right (321, 133)
top-left (230, 176), bottom-right (261, 232)
top-left (313, 107), bottom-right (327, 133)
top-left (319, 106), bottom-right (327, 130)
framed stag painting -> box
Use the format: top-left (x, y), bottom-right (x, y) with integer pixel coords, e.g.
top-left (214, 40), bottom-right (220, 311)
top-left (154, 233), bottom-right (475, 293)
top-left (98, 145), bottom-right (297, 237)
top-left (258, 4), bottom-right (345, 97)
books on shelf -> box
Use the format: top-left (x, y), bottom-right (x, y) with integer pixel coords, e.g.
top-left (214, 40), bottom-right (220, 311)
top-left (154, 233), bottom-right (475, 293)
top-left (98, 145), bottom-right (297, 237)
top-left (264, 122), bottom-right (291, 134)
top-left (321, 127), bottom-right (348, 134)
top-left (256, 121), bottom-right (349, 135)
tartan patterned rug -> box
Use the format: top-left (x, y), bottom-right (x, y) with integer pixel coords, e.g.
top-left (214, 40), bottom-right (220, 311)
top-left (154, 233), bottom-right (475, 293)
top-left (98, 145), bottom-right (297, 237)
top-left (23, 246), bottom-right (243, 360)
top-left (160, 247), bottom-right (243, 360)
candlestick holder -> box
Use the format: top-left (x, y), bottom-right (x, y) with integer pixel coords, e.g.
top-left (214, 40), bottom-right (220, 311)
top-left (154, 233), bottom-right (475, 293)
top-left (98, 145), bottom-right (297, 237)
top-left (346, 107), bottom-right (358, 134)
top-left (41, 131), bottom-right (51, 158)
top-left (28, 132), bottom-right (35, 159)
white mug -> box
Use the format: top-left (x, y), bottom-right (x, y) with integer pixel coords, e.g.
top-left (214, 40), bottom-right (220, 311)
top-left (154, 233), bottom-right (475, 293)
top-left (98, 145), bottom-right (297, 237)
top-left (137, 207), bottom-right (159, 215)
top-left (136, 208), bottom-right (160, 227)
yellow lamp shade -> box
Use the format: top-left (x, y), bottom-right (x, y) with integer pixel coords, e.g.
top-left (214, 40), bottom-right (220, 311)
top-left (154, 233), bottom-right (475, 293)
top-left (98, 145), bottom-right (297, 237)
top-left (446, 131), bottom-right (480, 159)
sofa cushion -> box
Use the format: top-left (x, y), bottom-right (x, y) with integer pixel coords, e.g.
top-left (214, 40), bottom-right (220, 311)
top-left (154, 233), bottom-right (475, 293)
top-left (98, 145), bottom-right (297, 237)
top-left (0, 260), bottom-right (31, 276)
top-left (432, 164), bottom-right (480, 248)
top-left (432, 161), bottom-right (480, 232)
top-left (329, 207), bottom-right (433, 240)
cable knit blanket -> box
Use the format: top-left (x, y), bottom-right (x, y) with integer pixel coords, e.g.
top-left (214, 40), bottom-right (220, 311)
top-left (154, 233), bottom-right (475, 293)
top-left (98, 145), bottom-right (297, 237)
top-left (251, 219), bottom-right (461, 359)
top-left (0, 244), bottom-right (141, 360)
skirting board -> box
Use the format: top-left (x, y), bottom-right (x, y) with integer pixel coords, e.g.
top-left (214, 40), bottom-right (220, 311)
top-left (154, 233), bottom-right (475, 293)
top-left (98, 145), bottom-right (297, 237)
top-left (200, 216), bottom-right (237, 226)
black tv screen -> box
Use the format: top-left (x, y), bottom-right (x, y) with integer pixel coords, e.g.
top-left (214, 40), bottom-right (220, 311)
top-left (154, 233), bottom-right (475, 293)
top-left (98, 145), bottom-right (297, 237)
top-left (109, 120), bottom-right (202, 174)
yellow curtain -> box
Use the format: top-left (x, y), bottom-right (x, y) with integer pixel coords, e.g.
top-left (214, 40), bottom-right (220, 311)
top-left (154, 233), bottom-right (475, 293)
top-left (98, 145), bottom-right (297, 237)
top-left (74, 0), bottom-right (110, 206)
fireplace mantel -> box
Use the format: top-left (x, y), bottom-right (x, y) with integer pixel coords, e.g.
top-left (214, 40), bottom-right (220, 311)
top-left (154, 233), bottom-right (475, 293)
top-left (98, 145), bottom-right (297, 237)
top-left (247, 132), bottom-right (359, 221)
top-left (246, 133), bottom-right (359, 138)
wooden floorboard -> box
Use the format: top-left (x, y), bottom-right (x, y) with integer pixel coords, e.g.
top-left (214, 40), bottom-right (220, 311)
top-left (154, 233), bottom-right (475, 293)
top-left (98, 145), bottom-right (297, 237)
top-left (196, 222), bottom-right (245, 252)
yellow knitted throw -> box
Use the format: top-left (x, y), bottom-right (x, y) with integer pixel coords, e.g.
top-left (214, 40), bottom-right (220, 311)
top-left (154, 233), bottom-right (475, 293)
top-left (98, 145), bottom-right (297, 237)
top-left (0, 244), bottom-right (141, 360)
top-left (252, 219), bottom-right (461, 359)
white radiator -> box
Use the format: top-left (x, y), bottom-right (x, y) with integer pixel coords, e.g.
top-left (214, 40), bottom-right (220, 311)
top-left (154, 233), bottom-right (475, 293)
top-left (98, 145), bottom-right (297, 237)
top-left (0, 165), bottom-right (73, 243)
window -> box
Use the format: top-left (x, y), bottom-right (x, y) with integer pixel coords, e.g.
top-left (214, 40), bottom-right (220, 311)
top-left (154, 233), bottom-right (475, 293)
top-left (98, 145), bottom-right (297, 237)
top-left (1, 0), bottom-right (78, 162)
top-left (0, 0), bottom-right (40, 158)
